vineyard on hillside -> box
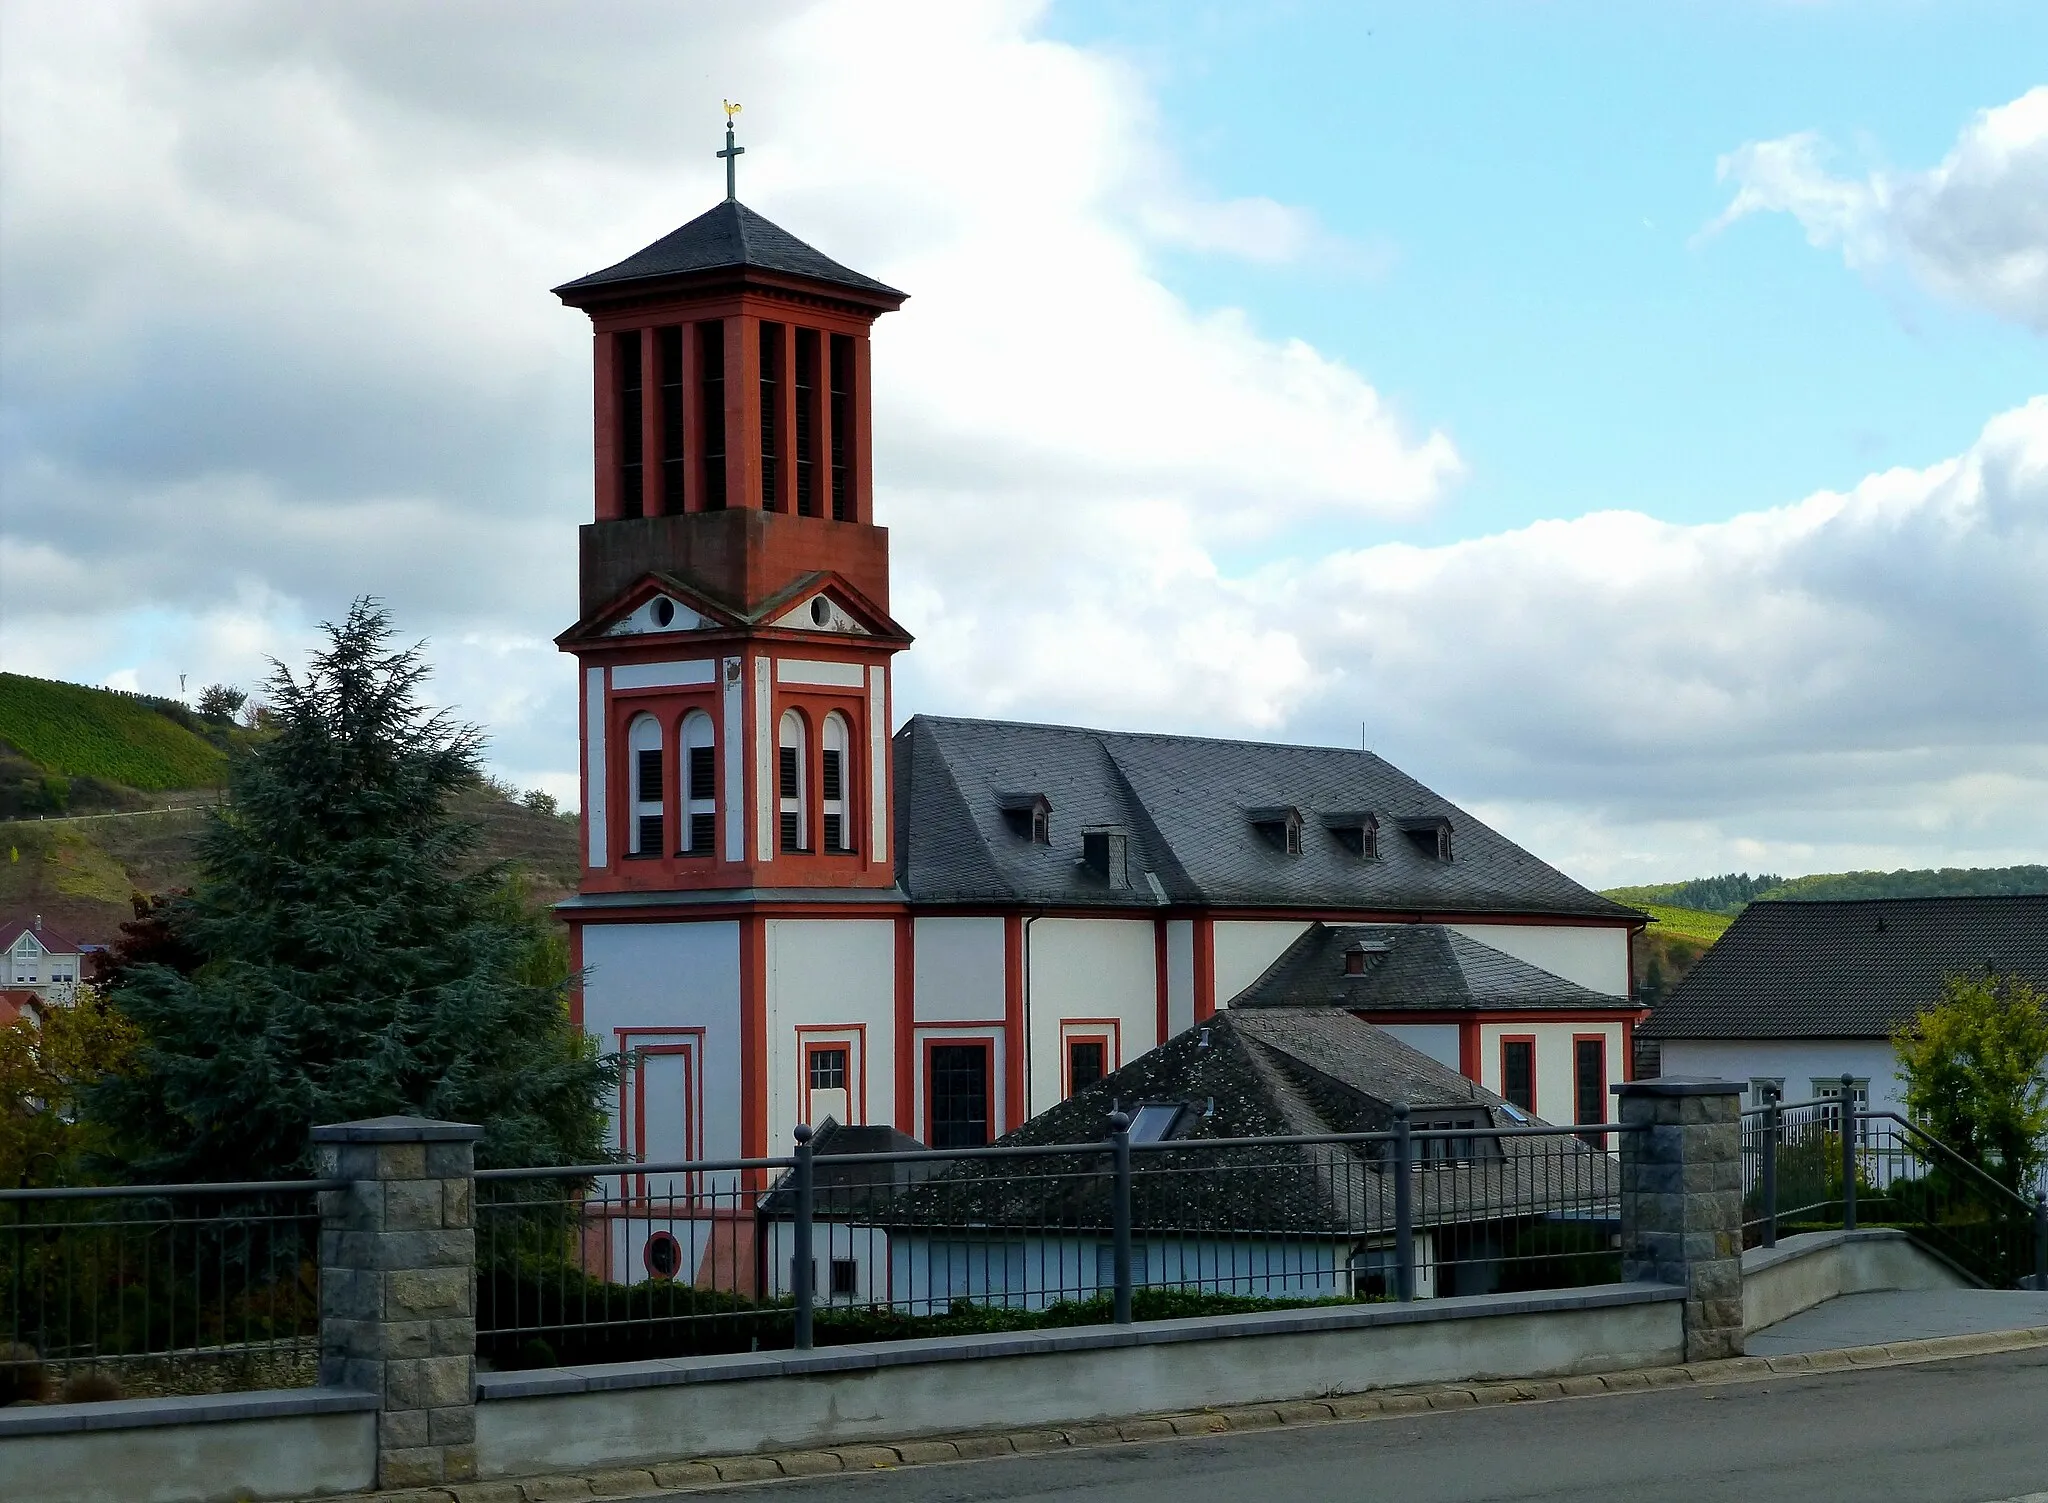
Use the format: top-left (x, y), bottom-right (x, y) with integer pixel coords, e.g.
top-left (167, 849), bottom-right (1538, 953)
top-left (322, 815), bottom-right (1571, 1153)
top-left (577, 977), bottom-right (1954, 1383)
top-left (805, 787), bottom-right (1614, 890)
top-left (0, 674), bottom-right (227, 792)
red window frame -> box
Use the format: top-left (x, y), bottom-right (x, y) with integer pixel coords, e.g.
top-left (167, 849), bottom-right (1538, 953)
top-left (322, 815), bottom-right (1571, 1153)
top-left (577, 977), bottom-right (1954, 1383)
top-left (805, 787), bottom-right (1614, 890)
top-left (1572, 1033), bottom-right (1608, 1148)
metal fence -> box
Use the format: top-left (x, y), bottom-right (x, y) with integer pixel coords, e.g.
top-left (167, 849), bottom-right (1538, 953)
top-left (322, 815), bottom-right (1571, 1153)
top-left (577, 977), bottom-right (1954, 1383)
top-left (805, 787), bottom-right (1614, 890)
top-left (1742, 1080), bottom-right (2048, 1291)
top-left (474, 1110), bottom-right (1634, 1369)
top-left (0, 1180), bottom-right (331, 1400)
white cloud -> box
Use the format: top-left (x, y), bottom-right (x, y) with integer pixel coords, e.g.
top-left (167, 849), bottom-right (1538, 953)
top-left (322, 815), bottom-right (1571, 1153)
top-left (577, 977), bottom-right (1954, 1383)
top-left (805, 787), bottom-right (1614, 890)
top-left (1709, 87), bottom-right (2048, 331)
top-left (1, 3), bottom-right (2042, 886)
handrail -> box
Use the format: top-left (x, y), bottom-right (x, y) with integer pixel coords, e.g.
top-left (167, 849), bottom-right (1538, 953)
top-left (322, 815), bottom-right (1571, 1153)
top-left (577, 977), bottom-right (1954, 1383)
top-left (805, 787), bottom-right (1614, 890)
top-left (1858, 1110), bottom-right (2039, 1214)
top-left (472, 1121), bottom-right (1635, 1181)
top-left (0, 1178), bottom-right (344, 1202)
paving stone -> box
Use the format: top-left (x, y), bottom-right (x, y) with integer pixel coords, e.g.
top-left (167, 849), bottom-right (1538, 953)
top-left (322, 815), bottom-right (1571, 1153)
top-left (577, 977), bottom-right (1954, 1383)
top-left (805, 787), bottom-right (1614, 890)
top-left (1425, 1390), bottom-right (1477, 1409)
top-left (449, 1484), bottom-right (526, 1503)
top-left (950, 1435), bottom-right (1017, 1460)
top-left (892, 1441), bottom-right (962, 1465)
top-left (1217, 1405), bottom-right (1285, 1430)
top-left (1169, 1412), bottom-right (1232, 1436)
top-left (1326, 1394), bottom-right (1386, 1419)
top-left (520, 1478), bottom-right (593, 1501)
top-left (1601, 1370), bottom-right (1650, 1390)
top-left (771, 1452), bottom-right (843, 1477)
top-left (1557, 1375), bottom-right (1610, 1395)
top-left (833, 1446), bottom-right (903, 1471)
top-left (583, 1467), bottom-right (661, 1497)
top-left (710, 1457), bottom-right (784, 1482)
top-left (1373, 1392), bottom-right (1435, 1416)
top-left (645, 1462), bottom-right (722, 1490)
top-left (1274, 1401), bottom-right (1336, 1424)
top-left (1003, 1430), bottom-right (1069, 1454)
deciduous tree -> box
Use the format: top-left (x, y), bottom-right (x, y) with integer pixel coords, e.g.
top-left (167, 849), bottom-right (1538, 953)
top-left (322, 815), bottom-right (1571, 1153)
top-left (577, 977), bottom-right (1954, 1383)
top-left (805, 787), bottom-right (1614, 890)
top-left (1894, 972), bottom-right (2048, 1194)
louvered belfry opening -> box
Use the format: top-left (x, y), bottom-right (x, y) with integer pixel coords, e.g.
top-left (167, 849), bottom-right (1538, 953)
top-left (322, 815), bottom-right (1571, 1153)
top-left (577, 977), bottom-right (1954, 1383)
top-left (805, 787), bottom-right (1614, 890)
top-left (657, 326), bottom-right (686, 514)
top-left (615, 330), bottom-right (644, 517)
top-left (829, 334), bottom-right (853, 521)
top-left (758, 322), bottom-right (781, 509)
top-left (698, 319), bottom-right (725, 509)
top-left (794, 327), bottom-right (820, 517)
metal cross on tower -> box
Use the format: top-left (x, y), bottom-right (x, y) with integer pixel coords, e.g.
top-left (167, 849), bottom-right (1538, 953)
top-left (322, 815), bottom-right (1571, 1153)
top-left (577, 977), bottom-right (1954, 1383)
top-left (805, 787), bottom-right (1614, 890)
top-left (718, 100), bottom-right (745, 201)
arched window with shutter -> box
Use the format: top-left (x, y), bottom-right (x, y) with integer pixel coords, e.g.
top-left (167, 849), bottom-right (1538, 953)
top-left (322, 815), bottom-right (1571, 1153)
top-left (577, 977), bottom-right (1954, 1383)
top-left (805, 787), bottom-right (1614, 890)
top-left (777, 710), bottom-right (808, 853)
top-left (628, 713), bottom-right (664, 856)
top-left (821, 711), bottom-right (853, 853)
top-left (680, 711), bottom-right (716, 855)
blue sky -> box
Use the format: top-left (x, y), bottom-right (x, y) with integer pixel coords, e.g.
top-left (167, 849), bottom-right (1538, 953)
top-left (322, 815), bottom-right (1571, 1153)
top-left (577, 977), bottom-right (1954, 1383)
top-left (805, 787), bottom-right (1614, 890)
top-left (1053, 0), bottom-right (2046, 547)
top-left (0, 1), bottom-right (2042, 884)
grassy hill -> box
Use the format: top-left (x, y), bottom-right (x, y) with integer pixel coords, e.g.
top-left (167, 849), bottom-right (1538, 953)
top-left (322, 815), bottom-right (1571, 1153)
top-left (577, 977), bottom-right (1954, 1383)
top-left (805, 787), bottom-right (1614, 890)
top-left (0, 673), bottom-right (227, 795)
top-left (1, 675), bottom-right (580, 943)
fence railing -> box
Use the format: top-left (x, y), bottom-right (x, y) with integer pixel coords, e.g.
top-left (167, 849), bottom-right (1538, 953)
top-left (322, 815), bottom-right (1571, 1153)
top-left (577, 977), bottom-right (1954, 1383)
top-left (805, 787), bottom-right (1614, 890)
top-left (473, 1109), bottom-right (1635, 1369)
top-left (1741, 1079), bottom-right (2048, 1291)
top-left (0, 1180), bottom-right (333, 1401)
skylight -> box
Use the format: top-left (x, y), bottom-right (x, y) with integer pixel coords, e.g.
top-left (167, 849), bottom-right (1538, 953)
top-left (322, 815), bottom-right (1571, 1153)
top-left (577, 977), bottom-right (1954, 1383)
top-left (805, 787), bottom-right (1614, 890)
top-left (1126, 1103), bottom-right (1183, 1144)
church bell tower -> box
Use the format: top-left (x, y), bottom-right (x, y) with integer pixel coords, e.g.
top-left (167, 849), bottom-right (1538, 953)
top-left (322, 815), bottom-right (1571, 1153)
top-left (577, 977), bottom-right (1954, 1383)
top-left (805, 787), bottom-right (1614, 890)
top-left (555, 117), bottom-right (910, 898)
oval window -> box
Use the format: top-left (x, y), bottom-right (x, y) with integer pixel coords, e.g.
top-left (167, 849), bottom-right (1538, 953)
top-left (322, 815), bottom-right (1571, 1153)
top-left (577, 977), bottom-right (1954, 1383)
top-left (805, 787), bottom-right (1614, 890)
top-left (810, 596), bottom-right (832, 627)
top-left (652, 598), bottom-right (677, 628)
top-left (644, 1229), bottom-right (684, 1281)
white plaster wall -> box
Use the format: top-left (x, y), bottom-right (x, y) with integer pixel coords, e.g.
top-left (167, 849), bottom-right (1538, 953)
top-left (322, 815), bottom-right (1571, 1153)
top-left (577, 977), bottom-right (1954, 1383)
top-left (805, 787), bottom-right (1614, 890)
top-left (1658, 1039), bottom-right (1903, 1115)
top-left (1376, 1023), bottom-right (1462, 1075)
top-left (912, 916), bottom-right (1006, 1023)
top-left (764, 919), bottom-right (897, 1141)
top-left (1164, 920), bottom-right (1196, 1040)
top-left (1213, 920), bottom-right (1312, 1006)
top-left (582, 921), bottom-right (742, 1160)
top-left (1448, 924), bottom-right (1629, 997)
top-left (1026, 919), bottom-right (1157, 1117)
top-left (1477, 1021), bottom-right (1626, 1128)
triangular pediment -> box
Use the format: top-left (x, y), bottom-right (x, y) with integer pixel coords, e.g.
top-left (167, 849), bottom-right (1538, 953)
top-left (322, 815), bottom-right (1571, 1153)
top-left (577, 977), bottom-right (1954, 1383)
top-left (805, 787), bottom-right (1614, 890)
top-left (770, 591), bottom-right (871, 636)
top-left (560, 575), bottom-right (743, 646)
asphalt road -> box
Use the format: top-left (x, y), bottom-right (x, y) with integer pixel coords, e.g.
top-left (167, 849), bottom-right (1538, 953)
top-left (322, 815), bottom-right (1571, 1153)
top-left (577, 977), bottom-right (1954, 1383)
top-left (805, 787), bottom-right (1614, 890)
top-left (686, 1347), bottom-right (2048, 1503)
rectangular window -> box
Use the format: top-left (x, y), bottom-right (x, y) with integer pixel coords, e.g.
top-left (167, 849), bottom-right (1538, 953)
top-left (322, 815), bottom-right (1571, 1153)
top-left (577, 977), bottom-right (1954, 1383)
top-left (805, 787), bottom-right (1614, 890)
top-left (658, 326), bottom-right (685, 513)
top-left (689, 811), bottom-right (716, 853)
top-left (615, 329), bottom-right (644, 517)
top-left (1067, 1039), bottom-right (1106, 1095)
top-left (1095, 1242), bottom-right (1148, 1290)
top-left (636, 814), bottom-right (663, 854)
top-left (636, 747), bottom-right (663, 803)
top-left (808, 1047), bottom-right (848, 1091)
top-left (688, 744), bottom-right (716, 801)
top-left (793, 328), bottom-right (819, 516)
top-left (821, 746), bottom-right (844, 852)
top-left (1502, 1039), bottom-right (1536, 1114)
top-left (830, 1258), bottom-right (859, 1297)
top-left (778, 744), bottom-right (802, 852)
top-left (929, 1043), bottom-right (990, 1148)
top-left (697, 320), bottom-right (725, 509)
top-left (1574, 1038), bottom-right (1605, 1125)
top-left (829, 333), bottom-right (852, 521)
top-left (758, 322), bottom-right (780, 509)
top-left (1749, 1077), bottom-right (1786, 1108)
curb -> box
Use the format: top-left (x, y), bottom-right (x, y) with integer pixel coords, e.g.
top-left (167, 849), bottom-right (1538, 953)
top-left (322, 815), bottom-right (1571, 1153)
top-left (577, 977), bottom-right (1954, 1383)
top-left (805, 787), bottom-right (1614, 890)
top-left (307, 1325), bottom-right (2048, 1502)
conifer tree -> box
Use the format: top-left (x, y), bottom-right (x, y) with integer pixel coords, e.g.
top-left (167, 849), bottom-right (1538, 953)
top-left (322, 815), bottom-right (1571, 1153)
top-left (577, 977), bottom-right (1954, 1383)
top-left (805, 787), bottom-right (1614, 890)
top-left (93, 599), bottom-right (614, 1179)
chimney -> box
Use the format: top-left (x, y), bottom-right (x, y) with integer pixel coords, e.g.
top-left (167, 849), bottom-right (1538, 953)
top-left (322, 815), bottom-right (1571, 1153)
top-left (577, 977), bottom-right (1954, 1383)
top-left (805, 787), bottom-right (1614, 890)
top-left (1081, 826), bottom-right (1128, 888)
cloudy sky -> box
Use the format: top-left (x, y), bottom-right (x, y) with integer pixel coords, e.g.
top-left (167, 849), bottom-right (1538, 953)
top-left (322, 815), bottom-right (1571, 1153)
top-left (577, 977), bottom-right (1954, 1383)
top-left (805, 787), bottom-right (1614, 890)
top-left (1, 0), bottom-right (2043, 888)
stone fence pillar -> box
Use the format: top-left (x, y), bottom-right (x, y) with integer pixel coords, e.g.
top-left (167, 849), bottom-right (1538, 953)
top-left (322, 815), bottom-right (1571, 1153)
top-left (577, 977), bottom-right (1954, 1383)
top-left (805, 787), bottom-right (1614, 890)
top-left (312, 1115), bottom-right (484, 1491)
top-left (1613, 1078), bottom-right (1745, 1363)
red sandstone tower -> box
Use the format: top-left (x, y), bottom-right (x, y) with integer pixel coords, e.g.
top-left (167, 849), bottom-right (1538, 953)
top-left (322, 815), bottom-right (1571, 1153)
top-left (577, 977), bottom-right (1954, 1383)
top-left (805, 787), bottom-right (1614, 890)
top-left (554, 124), bottom-right (909, 901)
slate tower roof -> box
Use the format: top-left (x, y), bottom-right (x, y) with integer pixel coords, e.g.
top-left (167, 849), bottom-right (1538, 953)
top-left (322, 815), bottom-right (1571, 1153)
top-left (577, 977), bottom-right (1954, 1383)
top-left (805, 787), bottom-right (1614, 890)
top-left (554, 200), bottom-right (905, 302)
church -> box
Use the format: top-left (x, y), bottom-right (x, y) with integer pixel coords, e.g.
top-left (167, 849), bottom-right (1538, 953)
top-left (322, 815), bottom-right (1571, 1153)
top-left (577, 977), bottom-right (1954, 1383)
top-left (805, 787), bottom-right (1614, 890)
top-left (553, 131), bottom-right (1647, 1172)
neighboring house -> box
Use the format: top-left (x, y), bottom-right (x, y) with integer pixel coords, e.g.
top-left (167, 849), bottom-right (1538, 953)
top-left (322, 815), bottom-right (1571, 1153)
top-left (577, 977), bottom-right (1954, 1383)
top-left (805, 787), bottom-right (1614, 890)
top-left (550, 182), bottom-right (1648, 1170)
top-left (0, 916), bottom-right (90, 1006)
top-left (1, 989), bottom-right (50, 1029)
top-left (1640, 895), bottom-right (2048, 1121)
top-left (751, 1009), bottom-right (1615, 1309)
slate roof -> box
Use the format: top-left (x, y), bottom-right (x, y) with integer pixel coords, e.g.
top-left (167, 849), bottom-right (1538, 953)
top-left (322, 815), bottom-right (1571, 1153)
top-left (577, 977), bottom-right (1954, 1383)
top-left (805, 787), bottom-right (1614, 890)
top-left (892, 716), bottom-right (1637, 920)
top-left (1231, 922), bottom-right (1633, 1012)
top-left (554, 200), bottom-right (905, 302)
top-left (1640, 896), bottom-right (2048, 1041)
top-left (877, 1010), bottom-right (1614, 1238)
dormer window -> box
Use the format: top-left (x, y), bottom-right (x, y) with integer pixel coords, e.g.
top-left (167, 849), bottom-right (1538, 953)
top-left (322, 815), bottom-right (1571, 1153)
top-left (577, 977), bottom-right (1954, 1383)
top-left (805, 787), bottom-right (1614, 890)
top-left (998, 791), bottom-right (1053, 844)
top-left (1342, 940), bottom-right (1388, 976)
top-left (1081, 826), bottom-right (1129, 888)
top-left (1323, 811), bottom-right (1380, 859)
top-left (1399, 816), bottom-right (1453, 863)
top-left (1248, 806), bottom-right (1303, 856)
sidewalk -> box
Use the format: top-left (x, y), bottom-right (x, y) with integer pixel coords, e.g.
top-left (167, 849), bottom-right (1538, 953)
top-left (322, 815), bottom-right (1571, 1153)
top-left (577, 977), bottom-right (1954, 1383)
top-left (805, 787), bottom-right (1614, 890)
top-left (1747, 1288), bottom-right (2048, 1355)
top-left (298, 1324), bottom-right (2048, 1503)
